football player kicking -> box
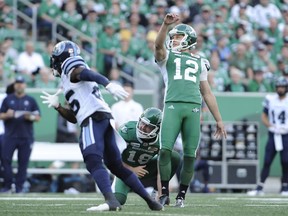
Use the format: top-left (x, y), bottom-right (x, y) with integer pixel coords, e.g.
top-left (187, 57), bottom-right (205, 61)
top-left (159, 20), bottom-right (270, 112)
top-left (155, 13), bottom-right (227, 207)
top-left (114, 107), bottom-right (181, 205)
top-left (40, 41), bottom-right (163, 211)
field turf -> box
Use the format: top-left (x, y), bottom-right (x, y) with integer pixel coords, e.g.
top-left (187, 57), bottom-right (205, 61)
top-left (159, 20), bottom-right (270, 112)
top-left (0, 192), bottom-right (288, 216)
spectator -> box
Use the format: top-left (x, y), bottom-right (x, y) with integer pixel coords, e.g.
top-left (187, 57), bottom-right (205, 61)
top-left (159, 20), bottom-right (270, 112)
top-left (253, 0), bottom-right (282, 29)
top-left (0, 76), bottom-right (41, 193)
top-left (97, 23), bottom-right (120, 76)
top-left (1, 37), bottom-right (18, 65)
top-left (16, 41), bottom-right (45, 87)
top-left (225, 67), bottom-right (247, 92)
top-left (37, 0), bottom-right (61, 40)
top-left (111, 82), bottom-right (144, 129)
top-left (0, 2), bottom-right (13, 29)
top-left (193, 5), bottom-right (214, 26)
top-left (57, 0), bottom-right (83, 39)
top-left (116, 31), bottom-right (135, 81)
top-left (229, 42), bottom-right (253, 84)
top-left (79, 10), bottom-right (101, 53)
top-left (230, 0), bottom-right (255, 30)
top-left (186, 0), bottom-right (205, 24)
top-left (247, 68), bottom-right (273, 92)
top-left (251, 43), bottom-right (277, 76)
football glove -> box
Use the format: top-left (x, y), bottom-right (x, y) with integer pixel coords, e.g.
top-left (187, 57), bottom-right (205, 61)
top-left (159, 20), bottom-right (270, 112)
top-left (277, 125), bottom-right (288, 135)
top-left (268, 125), bottom-right (277, 133)
top-left (106, 83), bottom-right (129, 100)
top-left (40, 89), bottom-right (62, 108)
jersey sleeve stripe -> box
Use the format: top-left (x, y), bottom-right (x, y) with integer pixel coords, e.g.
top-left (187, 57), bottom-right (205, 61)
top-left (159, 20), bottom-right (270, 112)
top-left (62, 56), bottom-right (85, 75)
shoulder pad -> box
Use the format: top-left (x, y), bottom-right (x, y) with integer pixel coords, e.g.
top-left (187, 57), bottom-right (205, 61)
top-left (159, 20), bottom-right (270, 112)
top-left (118, 121), bottom-right (137, 140)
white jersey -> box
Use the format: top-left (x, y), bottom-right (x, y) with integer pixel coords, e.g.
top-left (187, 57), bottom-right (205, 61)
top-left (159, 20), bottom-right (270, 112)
top-left (60, 56), bottom-right (111, 126)
top-left (263, 94), bottom-right (288, 128)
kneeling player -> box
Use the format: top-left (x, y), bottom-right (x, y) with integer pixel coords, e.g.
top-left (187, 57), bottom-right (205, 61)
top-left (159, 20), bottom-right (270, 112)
top-left (114, 107), bottom-right (181, 205)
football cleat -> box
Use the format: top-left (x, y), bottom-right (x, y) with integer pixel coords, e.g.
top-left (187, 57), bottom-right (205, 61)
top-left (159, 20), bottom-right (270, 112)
top-left (247, 190), bottom-right (265, 196)
top-left (147, 200), bottom-right (164, 211)
top-left (175, 197), bottom-right (184, 208)
top-left (281, 190), bottom-right (288, 196)
top-left (86, 201), bottom-right (122, 211)
top-left (159, 194), bottom-right (170, 206)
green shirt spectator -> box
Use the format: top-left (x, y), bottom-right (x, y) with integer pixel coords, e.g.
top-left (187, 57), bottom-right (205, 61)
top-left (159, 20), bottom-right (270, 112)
top-left (38, 0), bottom-right (60, 19)
top-left (247, 70), bottom-right (273, 92)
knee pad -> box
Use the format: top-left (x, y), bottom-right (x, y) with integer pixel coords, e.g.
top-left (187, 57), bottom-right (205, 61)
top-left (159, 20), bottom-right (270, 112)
top-left (84, 154), bottom-right (104, 173)
top-left (159, 149), bottom-right (172, 166)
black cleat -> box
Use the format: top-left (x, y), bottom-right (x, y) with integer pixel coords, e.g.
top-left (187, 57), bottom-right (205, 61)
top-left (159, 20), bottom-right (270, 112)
top-left (159, 194), bottom-right (170, 206)
top-left (147, 200), bottom-right (164, 211)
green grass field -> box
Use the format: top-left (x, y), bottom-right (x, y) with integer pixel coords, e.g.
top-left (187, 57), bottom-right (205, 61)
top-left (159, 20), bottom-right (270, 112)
top-left (1, 193), bottom-right (288, 216)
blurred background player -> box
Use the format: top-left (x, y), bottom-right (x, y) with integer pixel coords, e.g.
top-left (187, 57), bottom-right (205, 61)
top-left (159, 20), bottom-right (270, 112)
top-left (247, 77), bottom-right (288, 196)
top-left (114, 107), bottom-right (180, 205)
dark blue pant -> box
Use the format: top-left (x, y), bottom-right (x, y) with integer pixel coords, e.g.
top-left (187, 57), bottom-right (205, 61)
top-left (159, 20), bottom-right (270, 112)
top-left (260, 132), bottom-right (288, 184)
top-left (79, 118), bottom-right (126, 194)
top-left (1, 137), bottom-right (33, 191)
top-left (79, 117), bottom-right (150, 201)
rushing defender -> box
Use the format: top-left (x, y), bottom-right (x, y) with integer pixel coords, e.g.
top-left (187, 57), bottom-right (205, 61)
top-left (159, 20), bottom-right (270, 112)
top-left (40, 40), bottom-right (163, 211)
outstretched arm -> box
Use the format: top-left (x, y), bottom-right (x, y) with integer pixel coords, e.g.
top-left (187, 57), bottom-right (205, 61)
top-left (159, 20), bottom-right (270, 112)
top-left (70, 67), bottom-right (128, 100)
top-left (200, 81), bottom-right (227, 139)
top-left (154, 13), bottom-right (179, 62)
top-left (40, 90), bottom-right (77, 124)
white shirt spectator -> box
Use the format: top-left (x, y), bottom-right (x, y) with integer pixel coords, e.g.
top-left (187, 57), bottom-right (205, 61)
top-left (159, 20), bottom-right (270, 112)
top-left (111, 83), bottom-right (144, 129)
top-left (253, 1), bottom-right (282, 28)
top-left (17, 41), bottom-right (45, 75)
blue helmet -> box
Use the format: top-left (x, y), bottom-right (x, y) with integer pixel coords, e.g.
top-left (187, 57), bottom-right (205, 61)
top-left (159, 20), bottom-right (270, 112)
top-left (275, 76), bottom-right (288, 88)
top-left (275, 76), bottom-right (288, 96)
top-left (50, 40), bottom-right (80, 77)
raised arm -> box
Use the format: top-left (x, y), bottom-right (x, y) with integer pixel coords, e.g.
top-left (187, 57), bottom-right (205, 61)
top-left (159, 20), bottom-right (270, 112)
top-left (154, 13), bottom-right (179, 62)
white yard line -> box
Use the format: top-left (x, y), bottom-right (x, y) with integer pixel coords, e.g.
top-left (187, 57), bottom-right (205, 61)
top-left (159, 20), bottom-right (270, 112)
top-left (0, 197), bottom-right (101, 200)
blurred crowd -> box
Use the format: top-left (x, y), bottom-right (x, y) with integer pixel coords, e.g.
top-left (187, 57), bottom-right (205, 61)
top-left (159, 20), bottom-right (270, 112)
top-left (0, 0), bottom-right (288, 92)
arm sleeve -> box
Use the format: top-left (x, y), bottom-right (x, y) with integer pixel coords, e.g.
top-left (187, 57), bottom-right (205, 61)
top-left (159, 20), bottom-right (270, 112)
top-left (200, 58), bottom-right (210, 81)
top-left (79, 68), bottom-right (110, 86)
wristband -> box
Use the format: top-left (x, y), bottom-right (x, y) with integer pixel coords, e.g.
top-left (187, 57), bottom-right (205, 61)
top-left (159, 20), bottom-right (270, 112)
top-left (29, 115), bottom-right (36, 121)
top-left (54, 103), bottom-right (61, 111)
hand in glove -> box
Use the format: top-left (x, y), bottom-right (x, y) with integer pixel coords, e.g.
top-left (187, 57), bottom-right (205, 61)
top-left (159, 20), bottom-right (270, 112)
top-left (268, 125), bottom-right (277, 133)
top-left (277, 125), bottom-right (288, 135)
top-left (106, 83), bottom-right (129, 100)
top-left (40, 89), bottom-right (62, 108)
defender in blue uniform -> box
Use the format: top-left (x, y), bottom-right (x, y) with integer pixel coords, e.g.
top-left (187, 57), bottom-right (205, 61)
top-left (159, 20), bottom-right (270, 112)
top-left (40, 41), bottom-right (163, 211)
